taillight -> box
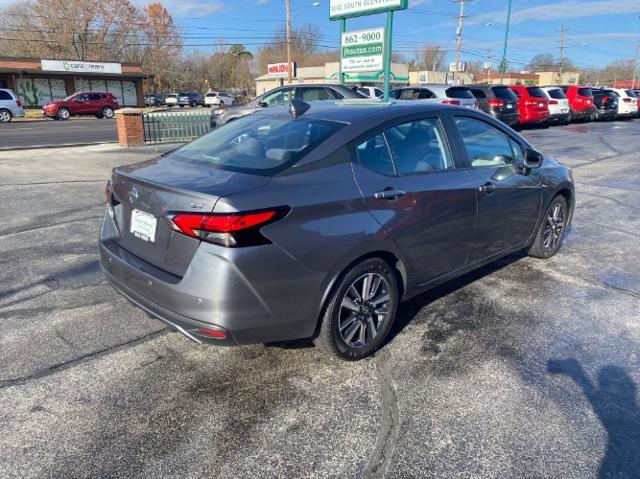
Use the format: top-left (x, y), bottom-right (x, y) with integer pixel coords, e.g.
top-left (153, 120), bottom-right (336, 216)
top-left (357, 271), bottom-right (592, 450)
top-left (488, 98), bottom-right (504, 107)
top-left (16, 99), bottom-right (22, 108)
top-left (548, 100), bottom-right (558, 105)
top-left (197, 327), bottom-right (227, 339)
top-left (167, 208), bottom-right (289, 247)
top-left (441, 99), bottom-right (461, 105)
top-left (104, 181), bottom-right (111, 201)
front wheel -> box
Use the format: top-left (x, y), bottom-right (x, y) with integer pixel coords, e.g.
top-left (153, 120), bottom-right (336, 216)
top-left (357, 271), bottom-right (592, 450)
top-left (57, 108), bottom-right (70, 120)
top-left (314, 258), bottom-right (399, 360)
top-left (528, 195), bottom-right (569, 259)
top-left (102, 107), bottom-right (114, 119)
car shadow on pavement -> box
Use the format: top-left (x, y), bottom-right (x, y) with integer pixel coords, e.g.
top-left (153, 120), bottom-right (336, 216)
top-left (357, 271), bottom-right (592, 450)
top-left (386, 252), bottom-right (525, 347)
top-left (548, 358), bottom-right (640, 479)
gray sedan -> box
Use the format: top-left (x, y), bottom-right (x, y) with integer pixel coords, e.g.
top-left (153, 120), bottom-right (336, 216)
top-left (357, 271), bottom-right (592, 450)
top-left (101, 100), bottom-right (574, 360)
top-left (210, 83), bottom-right (364, 128)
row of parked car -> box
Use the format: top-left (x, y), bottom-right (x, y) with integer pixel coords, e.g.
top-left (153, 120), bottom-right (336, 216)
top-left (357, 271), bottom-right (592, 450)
top-left (144, 91), bottom-right (237, 108)
top-left (388, 84), bottom-right (639, 127)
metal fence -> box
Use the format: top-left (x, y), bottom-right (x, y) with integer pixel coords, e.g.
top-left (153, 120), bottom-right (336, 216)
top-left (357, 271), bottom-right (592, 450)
top-left (142, 110), bottom-right (211, 143)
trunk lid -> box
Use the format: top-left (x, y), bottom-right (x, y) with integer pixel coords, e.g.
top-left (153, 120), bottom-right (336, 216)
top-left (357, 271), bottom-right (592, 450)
top-left (109, 156), bottom-right (271, 276)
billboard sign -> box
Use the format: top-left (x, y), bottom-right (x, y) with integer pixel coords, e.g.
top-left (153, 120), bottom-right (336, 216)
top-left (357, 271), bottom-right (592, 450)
top-left (41, 59), bottom-right (122, 74)
top-left (330, 0), bottom-right (408, 20)
top-left (267, 62), bottom-right (296, 78)
top-left (341, 28), bottom-right (385, 73)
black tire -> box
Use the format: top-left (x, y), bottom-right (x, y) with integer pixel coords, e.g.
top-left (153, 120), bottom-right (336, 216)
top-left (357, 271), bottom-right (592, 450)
top-left (566, 111), bottom-right (573, 124)
top-left (102, 107), bottom-right (114, 119)
top-left (179, 104), bottom-right (185, 108)
top-left (95, 114), bottom-right (104, 119)
top-left (190, 101), bottom-right (197, 108)
top-left (528, 195), bottom-right (569, 259)
top-left (0, 108), bottom-right (12, 122)
top-left (314, 258), bottom-right (399, 360)
top-left (57, 107), bottom-right (70, 120)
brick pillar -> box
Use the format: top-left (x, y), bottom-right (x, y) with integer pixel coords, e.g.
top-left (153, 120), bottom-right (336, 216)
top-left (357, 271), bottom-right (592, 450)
top-left (115, 108), bottom-right (145, 147)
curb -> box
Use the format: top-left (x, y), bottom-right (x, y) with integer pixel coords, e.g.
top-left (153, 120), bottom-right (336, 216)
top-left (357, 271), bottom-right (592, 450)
top-left (0, 141), bottom-right (118, 152)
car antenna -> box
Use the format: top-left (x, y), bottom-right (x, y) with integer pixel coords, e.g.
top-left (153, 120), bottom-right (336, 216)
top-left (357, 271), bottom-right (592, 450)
top-left (289, 98), bottom-right (310, 118)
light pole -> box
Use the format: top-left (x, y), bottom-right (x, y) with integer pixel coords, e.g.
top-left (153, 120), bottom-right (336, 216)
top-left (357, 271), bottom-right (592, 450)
top-left (286, 1), bottom-right (321, 84)
top-left (499, 0), bottom-right (513, 85)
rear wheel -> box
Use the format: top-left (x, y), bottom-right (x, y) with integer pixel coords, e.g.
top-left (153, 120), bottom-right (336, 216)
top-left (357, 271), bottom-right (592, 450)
top-left (314, 258), bottom-right (399, 360)
top-left (57, 108), bottom-right (70, 120)
top-left (528, 195), bottom-right (568, 259)
top-left (0, 109), bottom-right (12, 122)
top-left (566, 111), bottom-right (572, 124)
top-left (102, 107), bottom-right (114, 119)
top-left (190, 100), bottom-right (197, 108)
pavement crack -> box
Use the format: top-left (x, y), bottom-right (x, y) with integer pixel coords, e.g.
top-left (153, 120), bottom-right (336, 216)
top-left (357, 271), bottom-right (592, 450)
top-left (364, 349), bottom-right (399, 479)
top-left (0, 329), bottom-right (168, 390)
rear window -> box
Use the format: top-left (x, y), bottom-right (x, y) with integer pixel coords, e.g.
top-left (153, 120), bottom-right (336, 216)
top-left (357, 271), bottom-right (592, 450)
top-left (492, 86), bottom-right (517, 100)
top-left (178, 92), bottom-right (188, 96)
top-left (625, 90), bottom-right (637, 97)
top-left (470, 89), bottom-right (486, 98)
top-left (578, 88), bottom-right (593, 97)
top-left (206, 93), bottom-right (217, 97)
top-left (526, 87), bottom-right (546, 98)
top-left (546, 88), bottom-right (566, 100)
top-left (446, 87), bottom-right (474, 99)
top-left (166, 114), bottom-right (343, 176)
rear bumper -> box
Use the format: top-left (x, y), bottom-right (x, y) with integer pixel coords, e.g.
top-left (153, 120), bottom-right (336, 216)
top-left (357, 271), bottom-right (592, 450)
top-left (548, 112), bottom-right (569, 123)
top-left (520, 111), bottom-right (549, 124)
top-left (571, 107), bottom-right (593, 119)
top-left (99, 210), bottom-right (329, 346)
top-left (595, 108), bottom-right (616, 120)
top-left (492, 111), bottom-right (520, 125)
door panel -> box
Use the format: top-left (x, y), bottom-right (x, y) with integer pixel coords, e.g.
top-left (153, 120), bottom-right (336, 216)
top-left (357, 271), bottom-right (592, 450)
top-left (352, 118), bottom-right (477, 284)
top-left (452, 115), bottom-right (542, 261)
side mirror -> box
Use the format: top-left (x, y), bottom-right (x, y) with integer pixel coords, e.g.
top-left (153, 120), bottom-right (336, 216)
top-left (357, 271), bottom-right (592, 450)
top-left (257, 101), bottom-right (268, 108)
top-left (524, 149), bottom-right (544, 169)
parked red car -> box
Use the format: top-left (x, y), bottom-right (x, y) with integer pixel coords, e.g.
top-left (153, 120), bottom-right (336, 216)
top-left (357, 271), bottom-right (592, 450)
top-left (42, 92), bottom-right (119, 120)
top-left (559, 85), bottom-right (594, 122)
top-left (509, 85), bottom-right (550, 126)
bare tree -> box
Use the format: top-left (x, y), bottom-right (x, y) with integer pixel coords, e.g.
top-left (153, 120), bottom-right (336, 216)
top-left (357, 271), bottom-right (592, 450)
top-left (414, 45), bottom-right (447, 71)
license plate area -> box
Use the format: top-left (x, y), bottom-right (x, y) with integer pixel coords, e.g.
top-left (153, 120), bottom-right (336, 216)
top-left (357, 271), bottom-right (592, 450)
top-left (130, 209), bottom-right (157, 243)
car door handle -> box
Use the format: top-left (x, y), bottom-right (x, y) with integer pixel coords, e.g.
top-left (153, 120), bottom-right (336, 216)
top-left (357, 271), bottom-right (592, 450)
top-left (478, 182), bottom-right (498, 194)
top-left (374, 188), bottom-right (405, 200)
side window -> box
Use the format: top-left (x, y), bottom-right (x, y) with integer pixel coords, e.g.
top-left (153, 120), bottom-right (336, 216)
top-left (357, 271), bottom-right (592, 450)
top-left (329, 88), bottom-right (345, 99)
top-left (88, 93), bottom-right (101, 101)
top-left (262, 88), bottom-right (294, 106)
top-left (454, 116), bottom-right (516, 168)
top-left (385, 118), bottom-right (453, 175)
top-left (400, 89), bottom-right (418, 100)
top-left (0, 91), bottom-right (12, 100)
top-left (418, 89), bottom-right (434, 99)
top-left (471, 89), bottom-right (486, 98)
top-left (356, 133), bottom-right (395, 176)
top-left (374, 88), bottom-right (383, 97)
top-left (300, 87), bottom-right (331, 101)
top-left (76, 94), bottom-right (89, 102)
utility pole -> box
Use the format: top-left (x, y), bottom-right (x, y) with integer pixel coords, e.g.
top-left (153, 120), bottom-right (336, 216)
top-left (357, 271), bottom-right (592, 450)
top-left (286, 0), bottom-right (293, 84)
top-left (557, 24), bottom-right (569, 81)
top-left (452, 0), bottom-right (470, 85)
top-left (499, 0), bottom-right (512, 85)
top-left (633, 40), bottom-right (640, 89)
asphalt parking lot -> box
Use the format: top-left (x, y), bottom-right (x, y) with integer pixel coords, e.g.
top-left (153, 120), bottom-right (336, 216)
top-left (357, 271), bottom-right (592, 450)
top-left (0, 120), bottom-right (639, 478)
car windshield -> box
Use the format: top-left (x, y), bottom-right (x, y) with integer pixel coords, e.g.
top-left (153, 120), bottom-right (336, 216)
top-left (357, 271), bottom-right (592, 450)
top-left (526, 87), bottom-right (546, 98)
top-left (64, 94), bottom-right (78, 101)
top-left (492, 86), bottom-right (517, 100)
top-left (446, 87), bottom-right (474, 99)
top-left (546, 88), bottom-right (566, 100)
top-left (578, 88), bottom-right (593, 96)
top-left (166, 114), bottom-right (344, 175)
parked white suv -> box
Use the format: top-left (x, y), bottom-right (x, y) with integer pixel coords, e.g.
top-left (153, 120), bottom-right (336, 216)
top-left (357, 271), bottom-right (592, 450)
top-left (608, 88), bottom-right (638, 119)
top-left (357, 86), bottom-right (384, 98)
top-left (205, 91), bottom-right (235, 107)
top-left (0, 88), bottom-right (26, 122)
top-left (541, 87), bottom-right (571, 124)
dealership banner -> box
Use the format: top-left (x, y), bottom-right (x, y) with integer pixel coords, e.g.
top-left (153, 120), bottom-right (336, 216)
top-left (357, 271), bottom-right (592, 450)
top-left (341, 28), bottom-right (385, 73)
top-left (267, 62), bottom-right (296, 78)
top-left (41, 59), bottom-right (122, 74)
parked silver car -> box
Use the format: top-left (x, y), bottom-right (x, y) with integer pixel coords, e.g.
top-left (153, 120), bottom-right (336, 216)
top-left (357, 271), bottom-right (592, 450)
top-left (390, 85), bottom-right (479, 109)
top-left (205, 91), bottom-right (235, 107)
top-left (0, 88), bottom-right (26, 122)
top-left (101, 100), bottom-right (574, 360)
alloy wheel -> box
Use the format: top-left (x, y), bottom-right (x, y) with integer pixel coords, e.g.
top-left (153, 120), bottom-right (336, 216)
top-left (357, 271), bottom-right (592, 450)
top-left (338, 273), bottom-right (391, 348)
top-left (58, 108), bottom-right (70, 120)
top-left (543, 202), bottom-right (565, 251)
top-left (0, 110), bottom-right (11, 122)
top-left (103, 108), bottom-right (114, 119)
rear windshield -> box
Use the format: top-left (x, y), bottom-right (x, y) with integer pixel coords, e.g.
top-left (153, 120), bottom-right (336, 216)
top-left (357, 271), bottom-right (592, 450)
top-left (492, 86), bottom-right (517, 100)
top-left (166, 114), bottom-right (343, 176)
top-left (470, 89), bottom-right (486, 98)
top-left (205, 93), bottom-right (217, 97)
top-left (546, 88), bottom-right (566, 100)
top-left (578, 88), bottom-right (593, 97)
top-left (446, 87), bottom-right (474, 99)
top-left (526, 87), bottom-right (546, 98)
top-left (178, 92), bottom-right (188, 96)
top-left (625, 90), bottom-right (637, 97)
